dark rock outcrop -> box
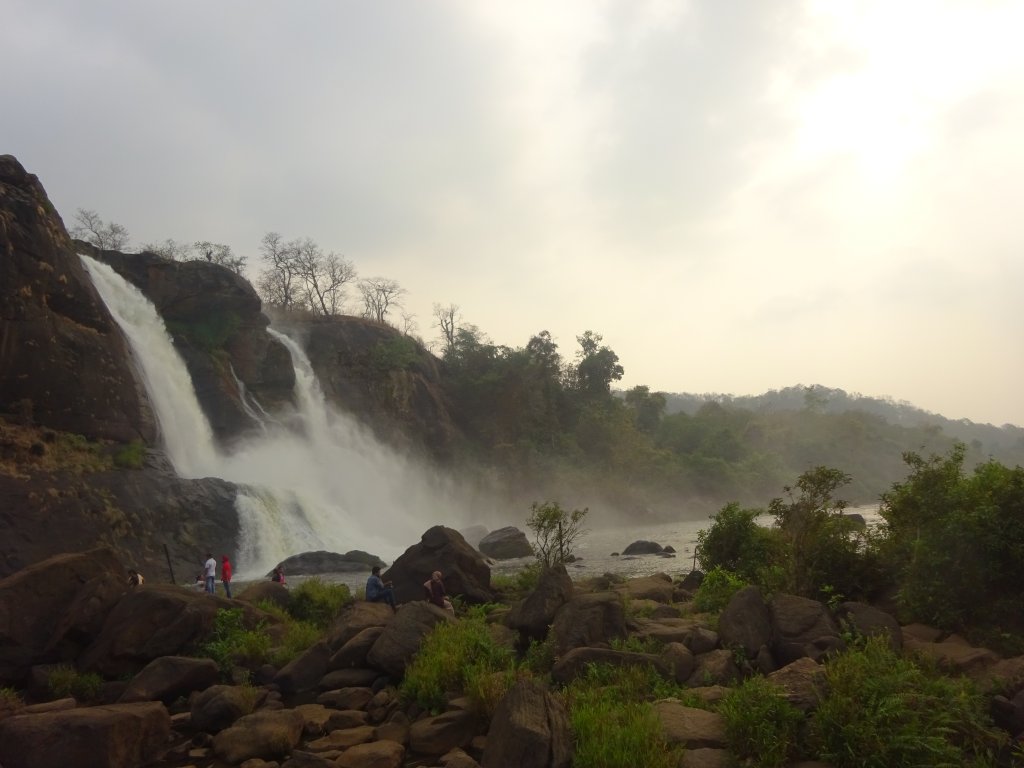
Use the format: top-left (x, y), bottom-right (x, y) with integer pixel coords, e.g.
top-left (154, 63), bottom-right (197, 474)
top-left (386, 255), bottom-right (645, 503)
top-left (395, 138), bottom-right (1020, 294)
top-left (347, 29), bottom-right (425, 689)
top-left (507, 564), bottom-right (574, 641)
top-left (366, 601), bottom-right (454, 678)
top-left (622, 540), bottom-right (664, 555)
top-left (770, 593), bottom-right (844, 665)
top-left (0, 548), bottom-right (125, 684)
top-left (482, 678), bottom-right (572, 768)
top-left (718, 586), bottom-right (773, 659)
top-left (549, 592), bottom-right (627, 656)
top-left (0, 154), bottom-right (153, 444)
top-left (275, 549), bottom-right (385, 576)
top-left (117, 655), bottom-right (218, 704)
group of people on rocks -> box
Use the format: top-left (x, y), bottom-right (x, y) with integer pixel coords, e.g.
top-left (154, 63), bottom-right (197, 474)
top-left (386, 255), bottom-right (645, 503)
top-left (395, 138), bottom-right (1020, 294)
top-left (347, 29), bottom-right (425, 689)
top-left (365, 565), bottom-right (454, 614)
top-left (130, 552), bottom-right (455, 615)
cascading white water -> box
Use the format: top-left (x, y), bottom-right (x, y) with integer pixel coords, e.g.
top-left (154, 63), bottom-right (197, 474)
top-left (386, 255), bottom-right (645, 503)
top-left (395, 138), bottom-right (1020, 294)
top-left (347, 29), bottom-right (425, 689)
top-left (82, 254), bottom-right (464, 577)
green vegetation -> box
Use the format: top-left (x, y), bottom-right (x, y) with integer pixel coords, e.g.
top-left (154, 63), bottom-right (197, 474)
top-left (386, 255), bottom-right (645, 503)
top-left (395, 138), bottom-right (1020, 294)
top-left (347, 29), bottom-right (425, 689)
top-left (371, 335), bottom-right (419, 371)
top-left (112, 439), bottom-right (146, 469)
top-left (167, 310), bottom-right (240, 351)
top-left (808, 637), bottom-right (1004, 767)
top-left (287, 577), bottom-right (352, 629)
top-left (46, 665), bottom-right (103, 702)
top-left (693, 567), bottom-right (748, 613)
top-left (400, 608), bottom-right (516, 714)
top-left (718, 676), bottom-right (803, 768)
top-left (0, 686), bottom-right (23, 711)
top-left (200, 608), bottom-right (273, 674)
top-left (526, 501), bottom-right (588, 568)
top-left (696, 502), bottom-right (776, 582)
top-left (563, 664), bottom-right (686, 768)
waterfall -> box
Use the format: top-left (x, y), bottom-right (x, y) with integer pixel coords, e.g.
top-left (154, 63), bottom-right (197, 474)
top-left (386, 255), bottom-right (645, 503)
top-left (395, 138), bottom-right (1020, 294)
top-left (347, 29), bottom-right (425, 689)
top-left (82, 254), bottom-right (460, 577)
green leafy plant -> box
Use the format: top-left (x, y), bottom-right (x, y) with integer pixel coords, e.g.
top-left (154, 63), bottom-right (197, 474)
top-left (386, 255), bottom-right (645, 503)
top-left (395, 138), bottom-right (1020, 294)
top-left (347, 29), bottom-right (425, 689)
top-left (807, 636), bottom-right (1005, 767)
top-left (0, 686), bottom-right (24, 712)
top-left (526, 501), bottom-right (588, 568)
top-left (200, 608), bottom-right (272, 674)
top-left (693, 567), bottom-right (747, 613)
top-left (270, 620), bottom-right (321, 667)
top-left (718, 676), bottom-right (803, 767)
top-left (370, 336), bottom-right (419, 371)
top-left (696, 501), bottom-right (777, 582)
top-left (112, 439), bottom-right (146, 469)
top-left (46, 665), bottom-right (103, 702)
top-left (288, 578), bottom-right (352, 629)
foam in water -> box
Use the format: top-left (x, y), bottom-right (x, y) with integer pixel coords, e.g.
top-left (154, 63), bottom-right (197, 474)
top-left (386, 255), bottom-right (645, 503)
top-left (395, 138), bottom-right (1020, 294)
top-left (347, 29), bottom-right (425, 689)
top-left (82, 254), bottom-right (466, 577)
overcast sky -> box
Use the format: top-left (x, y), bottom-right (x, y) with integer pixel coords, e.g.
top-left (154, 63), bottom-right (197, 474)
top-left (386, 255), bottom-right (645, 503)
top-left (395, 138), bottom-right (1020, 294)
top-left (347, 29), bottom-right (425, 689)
top-left (4, 1), bottom-right (1023, 427)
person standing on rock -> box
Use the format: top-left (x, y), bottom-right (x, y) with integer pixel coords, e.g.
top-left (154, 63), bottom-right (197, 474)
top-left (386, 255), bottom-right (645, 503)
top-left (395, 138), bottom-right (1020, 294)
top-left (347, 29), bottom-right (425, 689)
top-left (366, 565), bottom-right (396, 611)
top-left (423, 570), bottom-right (454, 614)
top-left (203, 552), bottom-right (217, 594)
top-left (221, 555), bottom-right (233, 599)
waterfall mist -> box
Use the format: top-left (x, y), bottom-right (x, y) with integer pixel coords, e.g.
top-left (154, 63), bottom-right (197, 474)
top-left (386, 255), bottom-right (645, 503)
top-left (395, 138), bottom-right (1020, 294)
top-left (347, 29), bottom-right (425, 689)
top-left (82, 255), bottom-right (475, 578)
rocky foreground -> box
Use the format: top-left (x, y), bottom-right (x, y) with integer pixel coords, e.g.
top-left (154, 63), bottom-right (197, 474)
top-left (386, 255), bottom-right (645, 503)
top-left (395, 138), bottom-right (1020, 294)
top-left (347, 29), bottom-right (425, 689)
top-left (3, 530), bottom-right (1024, 768)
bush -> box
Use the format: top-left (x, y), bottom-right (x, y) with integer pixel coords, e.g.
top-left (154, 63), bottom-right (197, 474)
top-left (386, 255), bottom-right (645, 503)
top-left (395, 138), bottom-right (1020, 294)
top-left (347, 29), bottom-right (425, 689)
top-left (0, 686), bottom-right (24, 712)
top-left (288, 578), bottom-right (351, 629)
top-left (46, 665), bottom-right (103, 702)
top-left (400, 613), bottom-right (515, 713)
top-left (696, 502), bottom-right (776, 582)
top-left (807, 636), bottom-right (1005, 767)
top-left (718, 676), bottom-right (803, 767)
top-left (200, 608), bottom-right (272, 673)
top-left (270, 620), bottom-right (321, 667)
top-left (113, 439), bottom-right (146, 469)
top-left (526, 501), bottom-right (588, 568)
top-left (693, 567), bottom-right (747, 613)
top-left (564, 664), bottom-right (687, 768)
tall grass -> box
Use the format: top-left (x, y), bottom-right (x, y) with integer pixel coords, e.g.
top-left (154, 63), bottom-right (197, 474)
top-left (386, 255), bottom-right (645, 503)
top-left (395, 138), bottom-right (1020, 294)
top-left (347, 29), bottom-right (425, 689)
top-left (807, 636), bottom-right (1005, 768)
top-left (718, 676), bottom-right (803, 767)
top-left (288, 578), bottom-right (352, 628)
top-left (401, 612), bottom-right (516, 713)
top-left (46, 665), bottom-right (103, 702)
top-left (564, 664), bottom-right (686, 768)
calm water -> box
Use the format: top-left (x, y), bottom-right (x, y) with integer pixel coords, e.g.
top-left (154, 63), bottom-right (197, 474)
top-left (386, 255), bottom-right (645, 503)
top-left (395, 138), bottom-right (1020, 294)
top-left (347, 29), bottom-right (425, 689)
top-left (297, 504), bottom-right (883, 592)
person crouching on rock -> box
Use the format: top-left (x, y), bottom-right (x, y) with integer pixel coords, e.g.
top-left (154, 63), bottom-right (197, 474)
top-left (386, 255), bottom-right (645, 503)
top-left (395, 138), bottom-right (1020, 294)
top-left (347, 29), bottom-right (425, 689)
top-left (423, 570), bottom-right (454, 614)
top-left (366, 565), bottom-right (396, 611)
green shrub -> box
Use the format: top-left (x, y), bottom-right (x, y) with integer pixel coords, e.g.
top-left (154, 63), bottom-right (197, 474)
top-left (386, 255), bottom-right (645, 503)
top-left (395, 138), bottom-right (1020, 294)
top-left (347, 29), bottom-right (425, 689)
top-left (167, 311), bottom-right (240, 351)
top-left (371, 336), bottom-right (420, 371)
top-left (288, 578), bottom-right (351, 629)
top-left (718, 676), bottom-right (803, 767)
top-left (269, 620), bottom-right (321, 667)
top-left (609, 635), bottom-right (665, 655)
top-left (693, 567), bottom-right (747, 613)
top-left (564, 664), bottom-right (685, 768)
top-left (113, 439), bottom-right (146, 469)
top-left (523, 637), bottom-right (557, 676)
top-left (200, 608), bottom-right (272, 673)
top-left (807, 636), bottom-right (1005, 767)
top-left (47, 665), bottom-right (103, 702)
top-left (0, 686), bottom-right (24, 711)
top-left (696, 502), bottom-right (776, 582)
top-left (401, 614), bottom-right (515, 713)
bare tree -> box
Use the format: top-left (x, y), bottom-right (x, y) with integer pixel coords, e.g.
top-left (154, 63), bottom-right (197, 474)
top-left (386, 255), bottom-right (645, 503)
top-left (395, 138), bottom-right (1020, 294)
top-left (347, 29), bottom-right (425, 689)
top-left (432, 303), bottom-right (461, 357)
top-left (257, 232), bottom-right (300, 310)
top-left (71, 208), bottom-right (130, 251)
top-left (293, 238), bottom-right (356, 316)
top-left (140, 238), bottom-right (194, 261)
top-left (399, 310), bottom-right (418, 337)
top-left (359, 277), bottom-right (406, 324)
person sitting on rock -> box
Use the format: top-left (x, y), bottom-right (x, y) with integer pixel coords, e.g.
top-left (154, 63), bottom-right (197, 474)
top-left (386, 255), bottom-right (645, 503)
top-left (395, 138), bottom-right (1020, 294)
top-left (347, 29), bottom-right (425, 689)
top-left (423, 570), bottom-right (454, 614)
top-left (365, 565), bottom-right (396, 611)
top-left (127, 569), bottom-right (144, 587)
top-left (271, 566), bottom-right (286, 585)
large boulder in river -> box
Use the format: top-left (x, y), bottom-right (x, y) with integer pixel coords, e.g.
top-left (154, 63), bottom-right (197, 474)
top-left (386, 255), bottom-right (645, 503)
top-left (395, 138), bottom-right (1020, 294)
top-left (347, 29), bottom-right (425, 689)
top-left (0, 547), bottom-right (125, 684)
top-left (274, 549), bottom-right (385, 576)
top-left (622, 540), bottom-right (664, 555)
top-left (478, 527), bottom-right (533, 559)
top-left (383, 526), bottom-right (493, 605)
top-left (0, 155), bottom-right (153, 444)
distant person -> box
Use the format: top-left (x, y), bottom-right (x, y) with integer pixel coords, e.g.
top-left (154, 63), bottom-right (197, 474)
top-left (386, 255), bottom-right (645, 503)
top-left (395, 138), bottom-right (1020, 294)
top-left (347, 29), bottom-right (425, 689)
top-left (203, 553), bottom-right (217, 594)
top-left (423, 570), bottom-right (454, 614)
top-left (221, 555), bottom-right (233, 599)
top-left (365, 565), bottom-right (396, 611)
top-left (271, 566), bottom-right (286, 585)
top-left (127, 569), bottom-right (144, 587)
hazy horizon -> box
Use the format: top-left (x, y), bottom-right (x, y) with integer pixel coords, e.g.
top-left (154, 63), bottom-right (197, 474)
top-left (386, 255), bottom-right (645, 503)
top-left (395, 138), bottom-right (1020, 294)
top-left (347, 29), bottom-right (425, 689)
top-left (4, 1), bottom-right (1022, 427)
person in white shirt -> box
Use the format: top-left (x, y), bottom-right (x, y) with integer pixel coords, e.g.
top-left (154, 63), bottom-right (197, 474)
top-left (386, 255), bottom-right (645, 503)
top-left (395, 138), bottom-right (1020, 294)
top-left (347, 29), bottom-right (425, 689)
top-left (203, 553), bottom-right (217, 594)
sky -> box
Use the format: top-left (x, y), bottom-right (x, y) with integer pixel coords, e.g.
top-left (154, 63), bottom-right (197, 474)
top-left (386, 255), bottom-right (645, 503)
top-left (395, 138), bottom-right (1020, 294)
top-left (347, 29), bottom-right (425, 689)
top-left (3, 0), bottom-right (1023, 427)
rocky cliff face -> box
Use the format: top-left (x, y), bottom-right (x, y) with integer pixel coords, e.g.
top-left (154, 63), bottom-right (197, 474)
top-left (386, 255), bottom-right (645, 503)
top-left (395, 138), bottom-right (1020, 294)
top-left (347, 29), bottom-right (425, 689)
top-left (0, 155), bottom-right (153, 443)
top-left (81, 245), bottom-right (295, 445)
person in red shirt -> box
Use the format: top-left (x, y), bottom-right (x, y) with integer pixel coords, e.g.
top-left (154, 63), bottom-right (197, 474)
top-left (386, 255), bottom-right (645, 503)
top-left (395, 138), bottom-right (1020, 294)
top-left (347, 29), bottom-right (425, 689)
top-left (221, 555), bottom-right (233, 599)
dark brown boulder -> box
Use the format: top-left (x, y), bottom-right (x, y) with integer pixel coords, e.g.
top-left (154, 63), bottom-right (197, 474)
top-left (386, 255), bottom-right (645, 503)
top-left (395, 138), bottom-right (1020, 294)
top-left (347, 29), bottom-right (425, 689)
top-left (0, 155), bottom-right (152, 444)
top-left (478, 527), bottom-right (533, 559)
top-left (328, 626), bottom-right (385, 670)
top-left (366, 601), bottom-right (455, 677)
top-left (118, 655), bottom-right (218, 704)
top-left (506, 564), bottom-right (574, 641)
top-left (622, 540), bottom-right (663, 555)
top-left (838, 601), bottom-right (902, 651)
top-left (237, 580), bottom-right (293, 611)
top-left (0, 701), bottom-right (170, 768)
top-left (770, 593), bottom-right (844, 665)
top-left (481, 678), bottom-right (572, 768)
top-left (549, 592), bottom-right (627, 656)
top-left (383, 526), bottom-right (493, 605)
top-left (274, 641), bottom-right (331, 694)
top-left (326, 601), bottom-right (394, 651)
top-left (0, 547), bottom-right (125, 684)
top-left (551, 647), bottom-right (672, 685)
top-left (408, 709), bottom-right (481, 756)
top-left (79, 583), bottom-right (266, 678)
top-left (190, 684), bottom-right (265, 733)
top-left (212, 708), bottom-right (304, 763)
top-left (718, 585), bottom-right (772, 659)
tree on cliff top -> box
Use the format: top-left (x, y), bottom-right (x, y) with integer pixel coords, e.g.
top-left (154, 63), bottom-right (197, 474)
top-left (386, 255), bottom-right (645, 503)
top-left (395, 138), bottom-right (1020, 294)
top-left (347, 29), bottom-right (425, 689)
top-left (71, 208), bottom-right (130, 251)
